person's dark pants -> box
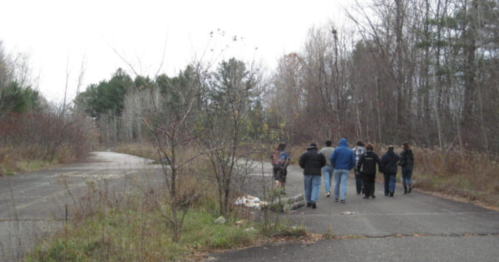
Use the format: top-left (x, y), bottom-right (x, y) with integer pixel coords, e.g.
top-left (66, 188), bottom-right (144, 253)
top-left (355, 169), bottom-right (364, 194)
top-left (383, 172), bottom-right (396, 195)
top-left (363, 173), bottom-right (376, 197)
top-left (402, 166), bottom-right (413, 190)
top-left (273, 167), bottom-right (287, 183)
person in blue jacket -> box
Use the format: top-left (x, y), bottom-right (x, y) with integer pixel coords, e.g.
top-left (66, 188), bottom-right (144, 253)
top-left (330, 138), bottom-right (356, 203)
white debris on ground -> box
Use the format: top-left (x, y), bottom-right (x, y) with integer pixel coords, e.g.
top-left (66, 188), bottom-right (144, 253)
top-left (235, 194), bottom-right (306, 213)
top-left (214, 216), bottom-right (227, 224)
top-left (341, 211), bottom-right (357, 215)
top-left (234, 195), bottom-right (268, 208)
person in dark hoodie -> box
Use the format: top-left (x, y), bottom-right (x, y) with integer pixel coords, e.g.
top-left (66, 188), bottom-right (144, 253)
top-left (357, 143), bottom-right (383, 199)
top-left (381, 145), bottom-right (400, 197)
top-left (330, 138), bottom-right (356, 203)
top-left (399, 142), bottom-right (415, 194)
top-left (299, 143), bottom-right (326, 209)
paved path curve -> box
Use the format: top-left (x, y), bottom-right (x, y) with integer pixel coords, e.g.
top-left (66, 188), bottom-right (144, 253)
top-left (0, 151), bottom-right (163, 261)
top-left (213, 163), bottom-right (499, 262)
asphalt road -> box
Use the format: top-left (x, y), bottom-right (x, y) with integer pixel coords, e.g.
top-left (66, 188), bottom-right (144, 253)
top-left (1, 153), bottom-right (498, 262)
top-left (212, 164), bottom-right (499, 262)
top-left (0, 151), bottom-right (163, 261)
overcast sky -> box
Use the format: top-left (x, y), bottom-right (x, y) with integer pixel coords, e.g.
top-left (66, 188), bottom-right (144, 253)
top-left (1, 0), bottom-right (354, 103)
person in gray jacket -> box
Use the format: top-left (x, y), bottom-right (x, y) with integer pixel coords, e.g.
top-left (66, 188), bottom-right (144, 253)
top-left (320, 140), bottom-right (335, 197)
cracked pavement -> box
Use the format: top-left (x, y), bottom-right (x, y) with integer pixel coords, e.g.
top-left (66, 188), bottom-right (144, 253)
top-left (212, 163), bottom-right (499, 262)
top-left (0, 151), bottom-right (164, 261)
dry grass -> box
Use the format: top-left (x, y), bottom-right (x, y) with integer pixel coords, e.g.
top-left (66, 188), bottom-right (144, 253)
top-left (408, 147), bottom-right (499, 207)
top-left (25, 165), bottom-right (261, 261)
top-left (114, 143), bottom-right (159, 161)
top-left (23, 143), bottom-right (303, 261)
top-left (0, 147), bottom-right (61, 176)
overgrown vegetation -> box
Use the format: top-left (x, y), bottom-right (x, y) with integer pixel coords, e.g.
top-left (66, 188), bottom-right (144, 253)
top-left (0, 42), bottom-right (97, 176)
top-left (26, 207), bottom-right (259, 261)
top-left (410, 147), bottom-right (499, 206)
top-left (24, 158), bottom-right (305, 262)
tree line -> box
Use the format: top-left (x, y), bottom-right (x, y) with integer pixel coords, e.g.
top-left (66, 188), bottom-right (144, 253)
top-left (269, 0), bottom-right (499, 155)
top-left (0, 41), bottom-right (95, 170)
top-left (75, 0), bottom-right (499, 157)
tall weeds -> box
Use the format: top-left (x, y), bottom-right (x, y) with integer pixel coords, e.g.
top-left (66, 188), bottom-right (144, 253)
top-left (410, 147), bottom-right (499, 205)
top-left (0, 111), bottom-right (97, 175)
top-left (24, 156), bottom-right (263, 261)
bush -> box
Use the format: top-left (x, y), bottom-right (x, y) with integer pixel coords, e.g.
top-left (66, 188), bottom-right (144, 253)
top-left (0, 110), bottom-right (97, 174)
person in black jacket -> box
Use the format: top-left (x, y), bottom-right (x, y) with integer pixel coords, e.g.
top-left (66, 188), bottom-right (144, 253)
top-left (399, 142), bottom-right (415, 194)
top-left (357, 143), bottom-right (383, 199)
top-left (381, 145), bottom-right (400, 197)
top-left (299, 143), bottom-right (326, 209)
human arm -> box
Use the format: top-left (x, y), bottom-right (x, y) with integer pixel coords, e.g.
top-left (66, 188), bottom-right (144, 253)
top-left (349, 151), bottom-right (356, 170)
top-left (398, 150), bottom-right (406, 166)
top-left (357, 154), bottom-right (364, 172)
top-left (299, 153), bottom-right (306, 169)
top-left (330, 150), bottom-right (337, 168)
top-left (375, 154), bottom-right (383, 173)
top-left (320, 153), bottom-right (326, 167)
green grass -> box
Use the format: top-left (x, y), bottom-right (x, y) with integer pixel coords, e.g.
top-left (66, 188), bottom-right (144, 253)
top-left (25, 207), bottom-right (259, 262)
top-left (0, 160), bottom-right (53, 176)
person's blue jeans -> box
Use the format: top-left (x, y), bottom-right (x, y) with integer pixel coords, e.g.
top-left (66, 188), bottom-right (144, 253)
top-left (333, 169), bottom-right (349, 200)
top-left (402, 166), bottom-right (413, 189)
top-left (304, 175), bottom-right (321, 203)
top-left (384, 172), bottom-right (396, 195)
top-left (355, 168), bottom-right (364, 194)
top-left (322, 166), bottom-right (334, 193)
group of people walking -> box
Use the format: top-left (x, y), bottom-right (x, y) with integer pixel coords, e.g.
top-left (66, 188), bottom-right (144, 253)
top-left (271, 139), bottom-right (414, 209)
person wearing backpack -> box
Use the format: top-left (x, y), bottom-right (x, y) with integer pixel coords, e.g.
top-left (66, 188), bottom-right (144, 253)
top-left (357, 143), bottom-right (383, 199)
top-left (381, 145), bottom-right (400, 197)
top-left (271, 142), bottom-right (291, 192)
top-left (399, 142), bottom-right (415, 194)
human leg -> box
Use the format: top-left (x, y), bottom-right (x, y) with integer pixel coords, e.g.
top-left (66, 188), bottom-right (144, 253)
top-left (322, 166), bottom-right (332, 194)
top-left (402, 167), bottom-right (408, 193)
top-left (363, 173), bottom-right (370, 197)
top-left (281, 168), bottom-right (287, 191)
top-left (355, 169), bottom-right (363, 194)
top-left (370, 174), bottom-right (376, 198)
top-left (405, 166), bottom-right (413, 193)
top-left (333, 170), bottom-right (341, 200)
top-left (389, 173), bottom-right (396, 196)
top-left (328, 169), bottom-right (333, 196)
top-left (383, 173), bottom-right (390, 196)
top-left (311, 175), bottom-right (321, 204)
top-left (273, 167), bottom-right (281, 187)
top-left (304, 175), bottom-right (312, 204)
top-left (339, 170), bottom-right (349, 201)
